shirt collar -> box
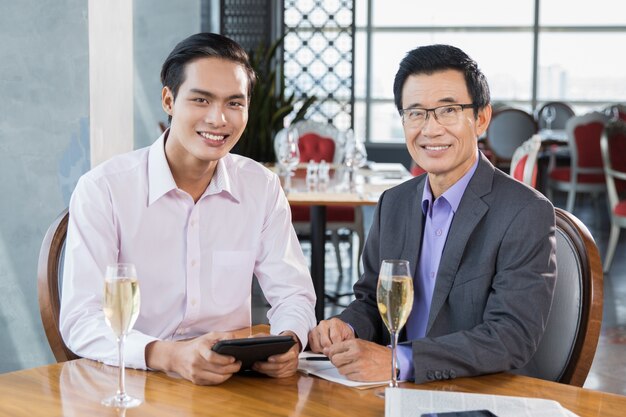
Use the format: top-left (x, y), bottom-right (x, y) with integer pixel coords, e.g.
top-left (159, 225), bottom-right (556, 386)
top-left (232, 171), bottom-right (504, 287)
top-left (200, 153), bottom-right (240, 203)
top-left (147, 130), bottom-right (241, 205)
top-left (421, 151), bottom-right (480, 215)
top-left (148, 131), bottom-right (178, 206)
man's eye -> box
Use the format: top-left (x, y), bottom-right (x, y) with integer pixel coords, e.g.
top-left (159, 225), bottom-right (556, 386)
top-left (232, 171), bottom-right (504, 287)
top-left (441, 106), bottom-right (458, 114)
top-left (192, 98), bottom-right (208, 104)
top-left (229, 101), bottom-right (245, 107)
top-left (410, 110), bottom-right (425, 118)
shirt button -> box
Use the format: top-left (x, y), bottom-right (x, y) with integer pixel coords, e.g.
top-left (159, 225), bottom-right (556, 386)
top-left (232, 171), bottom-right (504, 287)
top-left (191, 298), bottom-right (197, 306)
top-left (436, 229), bottom-right (442, 236)
top-left (190, 220), bottom-right (196, 227)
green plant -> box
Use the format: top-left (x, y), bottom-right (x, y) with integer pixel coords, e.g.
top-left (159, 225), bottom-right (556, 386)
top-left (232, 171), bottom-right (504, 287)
top-left (234, 36), bottom-right (316, 162)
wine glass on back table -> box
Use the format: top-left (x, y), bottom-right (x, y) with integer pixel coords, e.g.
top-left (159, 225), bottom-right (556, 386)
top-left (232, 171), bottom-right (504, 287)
top-left (377, 259), bottom-right (413, 390)
top-left (102, 263), bottom-right (142, 408)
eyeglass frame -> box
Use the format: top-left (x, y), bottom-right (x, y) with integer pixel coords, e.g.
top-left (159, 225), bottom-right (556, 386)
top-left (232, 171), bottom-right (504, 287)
top-left (399, 103), bottom-right (476, 127)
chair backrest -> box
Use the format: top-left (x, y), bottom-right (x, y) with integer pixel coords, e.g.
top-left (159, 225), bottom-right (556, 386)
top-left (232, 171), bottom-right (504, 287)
top-left (510, 134), bottom-right (541, 188)
top-left (294, 120), bottom-right (343, 164)
top-left (566, 112), bottom-right (608, 174)
top-left (37, 209), bottom-right (79, 362)
top-left (536, 101), bottom-right (575, 130)
top-left (601, 120), bottom-right (626, 208)
top-left (516, 208), bottom-right (603, 386)
top-left (485, 107), bottom-right (537, 162)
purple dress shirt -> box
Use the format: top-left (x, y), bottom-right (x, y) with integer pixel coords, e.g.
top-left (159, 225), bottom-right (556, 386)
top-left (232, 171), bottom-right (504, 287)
top-left (397, 154), bottom-right (479, 380)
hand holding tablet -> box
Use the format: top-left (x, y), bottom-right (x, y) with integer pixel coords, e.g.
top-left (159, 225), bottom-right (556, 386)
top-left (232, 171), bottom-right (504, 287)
top-left (211, 335), bottom-right (296, 370)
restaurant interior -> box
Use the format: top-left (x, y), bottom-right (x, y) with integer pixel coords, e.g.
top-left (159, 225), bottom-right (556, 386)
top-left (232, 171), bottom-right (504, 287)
top-left (1, 0), bottom-right (625, 415)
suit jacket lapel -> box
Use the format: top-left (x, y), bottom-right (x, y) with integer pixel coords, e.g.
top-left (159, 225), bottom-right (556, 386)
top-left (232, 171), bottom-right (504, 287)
top-left (426, 154), bottom-right (494, 333)
top-left (401, 176), bottom-right (426, 280)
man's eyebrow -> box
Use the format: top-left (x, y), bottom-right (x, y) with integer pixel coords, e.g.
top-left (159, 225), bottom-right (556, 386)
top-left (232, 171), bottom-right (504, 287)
top-left (189, 89), bottom-right (246, 101)
top-left (403, 97), bottom-right (459, 109)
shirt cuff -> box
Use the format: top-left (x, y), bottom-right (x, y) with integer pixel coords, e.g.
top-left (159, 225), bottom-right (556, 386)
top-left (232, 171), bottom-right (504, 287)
top-left (396, 344), bottom-right (414, 381)
top-left (270, 321), bottom-right (309, 353)
top-left (125, 331), bottom-right (160, 370)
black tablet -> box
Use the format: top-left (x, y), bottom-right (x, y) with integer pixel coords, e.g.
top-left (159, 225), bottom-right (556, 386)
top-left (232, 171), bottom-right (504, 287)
top-left (211, 336), bottom-right (296, 370)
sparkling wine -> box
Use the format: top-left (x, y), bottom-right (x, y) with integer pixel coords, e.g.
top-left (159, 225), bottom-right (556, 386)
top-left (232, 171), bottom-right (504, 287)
top-left (103, 277), bottom-right (140, 337)
top-left (377, 275), bottom-right (413, 332)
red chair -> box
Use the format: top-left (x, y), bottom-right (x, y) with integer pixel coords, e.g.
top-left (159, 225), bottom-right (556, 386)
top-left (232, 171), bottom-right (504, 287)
top-left (600, 120), bottom-right (626, 273)
top-left (510, 134), bottom-right (541, 188)
top-left (410, 160), bottom-right (426, 176)
top-left (548, 112), bottom-right (608, 213)
top-left (280, 121), bottom-right (364, 282)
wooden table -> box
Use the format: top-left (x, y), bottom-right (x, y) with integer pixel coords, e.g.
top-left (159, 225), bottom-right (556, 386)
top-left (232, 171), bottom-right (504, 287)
top-left (284, 163), bottom-right (412, 320)
top-left (1, 358), bottom-right (625, 416)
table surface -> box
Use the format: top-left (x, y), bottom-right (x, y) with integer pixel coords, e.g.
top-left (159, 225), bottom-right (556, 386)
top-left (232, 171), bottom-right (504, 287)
top-left (281, 162), bottom-right (412, 206)
top-left (1, 322), bottom-right (624, 417)
top-left (2, 359), bottom-right (625, 417)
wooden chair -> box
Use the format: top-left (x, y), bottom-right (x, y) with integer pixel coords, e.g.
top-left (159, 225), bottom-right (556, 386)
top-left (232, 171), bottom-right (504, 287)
top-left (516, 208), bottom-right (603, 386)
top-left (600, 120), bottom-right (626, 273)
top-left (510, 134), bottom-right (541, 188)
top-left (37, 208), bottom-right (79, 362)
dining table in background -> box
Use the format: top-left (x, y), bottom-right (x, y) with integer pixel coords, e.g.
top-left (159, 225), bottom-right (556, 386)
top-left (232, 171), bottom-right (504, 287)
top-left (280, 162), bottom-right (412, 320)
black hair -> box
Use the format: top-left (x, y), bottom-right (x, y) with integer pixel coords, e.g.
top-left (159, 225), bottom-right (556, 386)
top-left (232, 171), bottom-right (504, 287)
top-left (392, 44), bottom-right (490, 117)
top-left (160, 33), bottom-right (256, 122)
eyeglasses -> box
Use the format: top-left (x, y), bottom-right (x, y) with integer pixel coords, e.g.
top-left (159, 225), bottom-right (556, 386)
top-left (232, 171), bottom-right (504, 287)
top-left (400, 104), bottom-right (476, 128)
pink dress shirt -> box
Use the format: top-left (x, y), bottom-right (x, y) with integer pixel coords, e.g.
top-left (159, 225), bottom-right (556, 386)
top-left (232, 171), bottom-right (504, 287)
top-left (59, 133), bottom-right (316, 369)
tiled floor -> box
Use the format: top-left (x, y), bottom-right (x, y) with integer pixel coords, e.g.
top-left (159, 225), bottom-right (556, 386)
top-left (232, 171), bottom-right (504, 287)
top-left (252, 192), bottom-right (626, 396)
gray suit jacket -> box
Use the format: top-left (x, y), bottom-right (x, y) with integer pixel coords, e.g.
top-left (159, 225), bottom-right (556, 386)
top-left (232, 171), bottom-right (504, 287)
top-left (339, 153), bottom-right (557, 383)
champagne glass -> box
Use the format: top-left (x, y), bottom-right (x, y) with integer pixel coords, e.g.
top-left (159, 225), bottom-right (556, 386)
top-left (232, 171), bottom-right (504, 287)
top-left (102, 263), bottom-right (141, 408)
top-left (543, 105), bottom-right (556, 130)
top-left (377, 259), bottom-right (414, 390)
top-left (277, 127), bottom-right (300, 193)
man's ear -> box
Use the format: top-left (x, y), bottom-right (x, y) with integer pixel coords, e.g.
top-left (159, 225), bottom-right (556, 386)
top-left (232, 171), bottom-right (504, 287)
top-left (162, 86), bottom-right (174, 116)
top-left (475, 104), bottom-right (492, 137)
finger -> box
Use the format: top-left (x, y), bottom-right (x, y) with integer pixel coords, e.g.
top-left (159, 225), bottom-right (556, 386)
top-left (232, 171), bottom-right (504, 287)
top-left (203, 350), bottom-right (239, 366)
top-left (204, 359), bottom-right (242, 375)
top-left (251, 332), bottom-right (271, 338)
top-left (316, 322), bottom-right (333, 349)
top-left (328, 321), bottom-right (349, 344)
top-left (190, 369), bottom-right (236, 385)
top-left (308, 328), bottom-right (323, 352)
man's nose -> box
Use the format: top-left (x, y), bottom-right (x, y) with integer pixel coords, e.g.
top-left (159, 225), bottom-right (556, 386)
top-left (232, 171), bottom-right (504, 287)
top-left (421, 111), bottom-right (444, 135)
top-left (204, 104), bottom-right (227, 126)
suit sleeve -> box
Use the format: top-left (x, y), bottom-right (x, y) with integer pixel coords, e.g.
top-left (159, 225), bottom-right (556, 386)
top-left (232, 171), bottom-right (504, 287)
top-left (338, 191), bottom-right (386, 343)
top-left (409, 197), bottom-right (557, 383)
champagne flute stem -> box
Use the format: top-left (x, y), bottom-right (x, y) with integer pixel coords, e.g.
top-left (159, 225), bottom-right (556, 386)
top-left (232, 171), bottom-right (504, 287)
top-left (390, 330), bottom-right (399, 388)
top-left (117, 335), bottom-right (126, 399)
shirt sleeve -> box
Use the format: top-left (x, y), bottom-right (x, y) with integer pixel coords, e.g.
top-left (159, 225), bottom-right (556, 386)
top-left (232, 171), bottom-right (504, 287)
top-left (396, 344), bottom-right (414, 380)
top-left (59, 175), bottom-right (158, 369)
top-left (252, 173), bottom-right (316, 349)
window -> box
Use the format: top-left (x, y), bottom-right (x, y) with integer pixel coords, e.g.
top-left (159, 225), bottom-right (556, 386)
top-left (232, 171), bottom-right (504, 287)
top-left (353, 0), bottom-right (626, 142)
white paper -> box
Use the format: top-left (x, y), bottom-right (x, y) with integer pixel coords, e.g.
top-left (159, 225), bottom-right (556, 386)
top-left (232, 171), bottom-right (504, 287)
top-left (384, 388), bottom-right (579, 417)
top-left (297, 352), bottom-right (389, 389)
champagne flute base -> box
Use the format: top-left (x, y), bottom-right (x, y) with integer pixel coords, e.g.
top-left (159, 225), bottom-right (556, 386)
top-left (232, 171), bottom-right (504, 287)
top-left (102, 393), bottom-right (142, 408)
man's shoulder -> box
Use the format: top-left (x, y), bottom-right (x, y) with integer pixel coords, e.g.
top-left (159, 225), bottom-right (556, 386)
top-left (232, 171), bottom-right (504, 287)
top-left (224, 153), bottom-right (276, 182)
top-left (83, 147), bottom-right (149, 184)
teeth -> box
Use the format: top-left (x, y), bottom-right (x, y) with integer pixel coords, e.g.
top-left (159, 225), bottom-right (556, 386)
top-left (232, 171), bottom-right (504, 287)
top-left (425, 145), bottom-right (450, 151)
top-left (199, 132), bottom-right (226, 141)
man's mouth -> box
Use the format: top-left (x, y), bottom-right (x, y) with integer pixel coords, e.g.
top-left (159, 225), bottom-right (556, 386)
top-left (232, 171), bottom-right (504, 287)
top-left (422, 144), bottom-right (450, 151)
top-left (198, 131), bottom-right (228, 142)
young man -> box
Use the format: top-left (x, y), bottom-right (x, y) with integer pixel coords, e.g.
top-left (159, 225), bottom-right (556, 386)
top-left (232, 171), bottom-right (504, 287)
top-left (308, 44), bottom-right (557, 383)
top-left (60, 33), bottom-right (316, 385)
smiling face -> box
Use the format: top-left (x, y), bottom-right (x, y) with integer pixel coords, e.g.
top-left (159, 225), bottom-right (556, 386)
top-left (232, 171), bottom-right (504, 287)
top-left (162, 57), bottom-right (249, 172)
top-left (401, 69), bottom-right (491, 195)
